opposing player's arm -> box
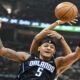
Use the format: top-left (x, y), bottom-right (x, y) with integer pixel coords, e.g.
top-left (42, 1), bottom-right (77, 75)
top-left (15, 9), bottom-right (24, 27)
top-left (55, 46), bottom-right (80, 75)
top-left (0, 47), bottom-right (31, 62)
top-left (57, 43), bottom-right (80, 76)
top-left (0, 38), bottom-right (30, 62)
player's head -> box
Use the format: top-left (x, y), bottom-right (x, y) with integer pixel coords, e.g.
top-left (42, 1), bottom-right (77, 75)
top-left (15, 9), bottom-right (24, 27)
top-left (38, 36), bottom-right (56, 60)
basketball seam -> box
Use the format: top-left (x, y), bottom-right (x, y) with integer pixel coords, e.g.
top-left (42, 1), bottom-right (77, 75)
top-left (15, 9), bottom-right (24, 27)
top-left (70, 8), bottom-right (74, 19)
top-left (60, 4), bottom-right (74, 20)
top-left (62, 7), bottom-right (74, 20)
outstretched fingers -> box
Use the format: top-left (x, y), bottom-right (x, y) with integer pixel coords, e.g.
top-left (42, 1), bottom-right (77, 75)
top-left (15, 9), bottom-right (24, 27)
top-left (67, 19), bottom-right (78, 25)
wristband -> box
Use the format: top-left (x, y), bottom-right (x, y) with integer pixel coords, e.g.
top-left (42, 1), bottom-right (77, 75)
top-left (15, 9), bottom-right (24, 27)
top-left (56, 20), bottom-right (60, 25)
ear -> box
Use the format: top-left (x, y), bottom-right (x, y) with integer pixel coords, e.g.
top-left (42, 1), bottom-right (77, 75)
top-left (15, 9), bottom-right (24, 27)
top-left (38, 46), bottom-right (41, 52)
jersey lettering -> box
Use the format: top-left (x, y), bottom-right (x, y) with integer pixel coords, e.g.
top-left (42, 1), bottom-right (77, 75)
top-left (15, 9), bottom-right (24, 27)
top-left (29, 60), bottom-right (55, 73)
top-left (35, 67), bottom-right (43, 77)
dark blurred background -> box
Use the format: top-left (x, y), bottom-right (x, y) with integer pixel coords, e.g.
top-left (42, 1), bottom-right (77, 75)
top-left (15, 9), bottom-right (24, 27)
top-left (0, 0), bottom-right (80, 80)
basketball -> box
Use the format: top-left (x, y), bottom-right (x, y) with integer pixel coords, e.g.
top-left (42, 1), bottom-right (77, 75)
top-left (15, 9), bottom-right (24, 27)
top-left (55, 2), bottom-right (78, 21)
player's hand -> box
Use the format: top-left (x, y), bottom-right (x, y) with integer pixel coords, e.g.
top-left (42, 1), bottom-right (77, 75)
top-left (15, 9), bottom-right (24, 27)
top-left (56, 18), bottom-right (78, 25)
top-left (67, 19), bottom-right (78, 25)
top-left (47, 30), bottom-right (63, 40)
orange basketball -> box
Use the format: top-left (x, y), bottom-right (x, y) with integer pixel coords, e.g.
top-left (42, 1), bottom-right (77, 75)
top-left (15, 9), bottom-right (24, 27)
top-left (55, 2), bottom-right (78, 21)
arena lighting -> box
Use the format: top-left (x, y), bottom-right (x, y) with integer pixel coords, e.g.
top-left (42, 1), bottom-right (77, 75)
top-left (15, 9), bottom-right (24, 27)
top-left (19, 20), bottom-right (30, 25)
top-left (0, 17), bottom-right (80, 32)
top-left (7, 8), bottom-right (12, 14)
top-left (55, 26), bottom-right (80, 32)
top-left (10, 19), bottom-right (18, 24)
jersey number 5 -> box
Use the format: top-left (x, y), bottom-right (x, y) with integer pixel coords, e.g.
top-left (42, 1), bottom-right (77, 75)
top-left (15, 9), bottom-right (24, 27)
top-left (35, 67), bottom-right (43, 77)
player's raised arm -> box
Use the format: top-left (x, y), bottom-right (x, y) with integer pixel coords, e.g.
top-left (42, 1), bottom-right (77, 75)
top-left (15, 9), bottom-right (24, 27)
top-left (30, 18), bottom-right (78, 54)
top-left (30, 20), bottom-right (65, 54)
top-left (48, 31), bottom-right (72, 55)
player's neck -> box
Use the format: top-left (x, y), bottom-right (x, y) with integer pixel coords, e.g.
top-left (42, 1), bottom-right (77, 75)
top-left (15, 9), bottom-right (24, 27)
top-left (39, 55), bottom-right (51, 61)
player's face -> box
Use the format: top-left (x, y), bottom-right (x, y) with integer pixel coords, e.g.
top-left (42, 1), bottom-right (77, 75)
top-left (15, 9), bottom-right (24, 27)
top-left (38, 42), bottom-right (56, 60)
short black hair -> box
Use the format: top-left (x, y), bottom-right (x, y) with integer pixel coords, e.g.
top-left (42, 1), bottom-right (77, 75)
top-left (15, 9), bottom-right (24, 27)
top-left (39, 36), bottom-right (57, 46)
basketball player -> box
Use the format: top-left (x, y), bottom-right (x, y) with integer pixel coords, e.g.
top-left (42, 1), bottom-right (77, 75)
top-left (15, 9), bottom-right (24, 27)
top-left (0, 20), bottom-right (80, 80)
top-left (29, 18), bottom-right (78, 79)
